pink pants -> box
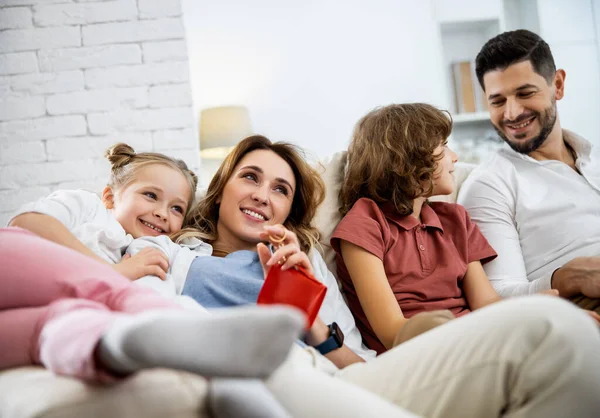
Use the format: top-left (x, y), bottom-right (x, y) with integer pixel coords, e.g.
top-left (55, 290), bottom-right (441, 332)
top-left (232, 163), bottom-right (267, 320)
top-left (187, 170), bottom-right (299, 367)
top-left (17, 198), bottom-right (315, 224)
top-left (0, 227), bottom-right (180, 381)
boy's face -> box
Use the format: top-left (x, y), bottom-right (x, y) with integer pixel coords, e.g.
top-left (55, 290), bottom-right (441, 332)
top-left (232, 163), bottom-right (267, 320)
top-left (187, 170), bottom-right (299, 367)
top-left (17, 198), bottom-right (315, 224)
top-left (483, 60), bottom-right (563, 154)
top-left (431, 142), bottom-right (458, 196)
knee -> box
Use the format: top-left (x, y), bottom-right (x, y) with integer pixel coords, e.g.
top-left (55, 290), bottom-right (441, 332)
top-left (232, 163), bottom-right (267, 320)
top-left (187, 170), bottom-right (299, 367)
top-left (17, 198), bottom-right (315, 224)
top-left (489, 295), bottom-right (598, 346)
top-left (393, 310), bottom-right (455, 347)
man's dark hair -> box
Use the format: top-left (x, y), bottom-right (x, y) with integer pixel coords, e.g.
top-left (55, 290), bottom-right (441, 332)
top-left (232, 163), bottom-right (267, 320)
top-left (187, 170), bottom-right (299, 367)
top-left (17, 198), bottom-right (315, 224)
top-left (475, 29), bottom-right (556, 90)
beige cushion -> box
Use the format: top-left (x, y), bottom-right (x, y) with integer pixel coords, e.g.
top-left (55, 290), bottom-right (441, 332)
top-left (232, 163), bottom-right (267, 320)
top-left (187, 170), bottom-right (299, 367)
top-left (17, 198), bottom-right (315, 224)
top-left (0, 367), bottom-right (209, 418)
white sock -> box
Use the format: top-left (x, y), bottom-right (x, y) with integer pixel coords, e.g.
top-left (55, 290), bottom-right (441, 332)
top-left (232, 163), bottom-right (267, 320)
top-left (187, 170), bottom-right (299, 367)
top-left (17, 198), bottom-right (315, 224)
top-left (97, 305), bottom-right (304, 378)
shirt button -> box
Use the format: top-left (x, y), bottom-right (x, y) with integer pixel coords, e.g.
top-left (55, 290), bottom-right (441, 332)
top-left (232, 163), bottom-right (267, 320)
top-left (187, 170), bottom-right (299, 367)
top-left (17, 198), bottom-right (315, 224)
top-left (419, 244), bottom-right (425, 251)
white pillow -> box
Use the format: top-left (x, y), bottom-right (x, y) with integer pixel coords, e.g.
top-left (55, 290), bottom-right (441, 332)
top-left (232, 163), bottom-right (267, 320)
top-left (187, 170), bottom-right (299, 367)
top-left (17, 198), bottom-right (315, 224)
top-left (313, 151), bottom-right (347, 276)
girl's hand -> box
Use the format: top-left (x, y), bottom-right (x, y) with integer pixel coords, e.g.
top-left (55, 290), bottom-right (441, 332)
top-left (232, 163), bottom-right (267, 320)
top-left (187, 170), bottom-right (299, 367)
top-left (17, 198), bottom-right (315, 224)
top-left (257, 224), bottom-right (314, 278)
top-left (113, 247), bottom-right (169, 281)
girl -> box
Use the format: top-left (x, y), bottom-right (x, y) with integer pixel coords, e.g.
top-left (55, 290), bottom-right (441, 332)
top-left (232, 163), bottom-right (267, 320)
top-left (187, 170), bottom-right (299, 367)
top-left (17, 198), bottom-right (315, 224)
top-left (2, 144), bottom-right (305, 384)
top-left (331, 103), bottom-right (502, 354)
top-left (175, 135), bottom-right (600, 418)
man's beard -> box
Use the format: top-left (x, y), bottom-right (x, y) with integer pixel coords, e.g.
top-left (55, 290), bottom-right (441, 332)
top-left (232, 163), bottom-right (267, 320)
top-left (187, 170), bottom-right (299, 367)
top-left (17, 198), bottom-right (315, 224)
top-left (493, 101), bottom-right (557, 154)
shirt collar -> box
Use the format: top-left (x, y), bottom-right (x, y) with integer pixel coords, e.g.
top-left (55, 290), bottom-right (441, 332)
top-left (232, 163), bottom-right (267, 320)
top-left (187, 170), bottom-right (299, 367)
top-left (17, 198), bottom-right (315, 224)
top-left (381, 202), bottom-right (444, 233)
top-left (564, 129), bottom-right (592, 163)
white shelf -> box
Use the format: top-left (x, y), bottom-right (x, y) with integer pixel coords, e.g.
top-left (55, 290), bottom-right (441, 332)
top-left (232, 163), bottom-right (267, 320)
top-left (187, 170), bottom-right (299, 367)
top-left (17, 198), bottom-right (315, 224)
top-left (452, 111), bottom-right (490, 124)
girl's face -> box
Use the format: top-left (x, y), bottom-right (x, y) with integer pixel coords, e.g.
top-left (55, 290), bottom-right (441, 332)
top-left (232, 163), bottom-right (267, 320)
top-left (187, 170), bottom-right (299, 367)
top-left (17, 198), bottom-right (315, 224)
top-left (216, 149), bottom-right (296, 252)
top-left (430, 142), bottom-right (458, 197)
top-left (104, 164), bottom-right (191, 238)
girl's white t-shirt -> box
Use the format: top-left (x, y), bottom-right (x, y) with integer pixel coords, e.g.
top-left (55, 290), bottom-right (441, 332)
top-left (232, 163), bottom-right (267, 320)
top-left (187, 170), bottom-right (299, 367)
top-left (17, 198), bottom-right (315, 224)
top-left (11, 189), bottom-right (212, 302)
top-left (12, 189), bottom-right (132, 263)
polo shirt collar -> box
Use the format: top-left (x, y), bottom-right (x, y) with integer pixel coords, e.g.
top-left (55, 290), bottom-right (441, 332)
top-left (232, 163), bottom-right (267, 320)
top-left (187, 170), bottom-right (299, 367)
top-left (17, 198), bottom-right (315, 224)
top-left (382, 202), bottom-right (444, 232)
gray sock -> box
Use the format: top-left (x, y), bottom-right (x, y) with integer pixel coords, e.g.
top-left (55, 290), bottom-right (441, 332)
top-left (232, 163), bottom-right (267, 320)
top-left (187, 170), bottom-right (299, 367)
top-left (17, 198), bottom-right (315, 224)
top-left (209, 379), bottom-right (291, 418)
top-left (97, 305), bottom-right (303, 378)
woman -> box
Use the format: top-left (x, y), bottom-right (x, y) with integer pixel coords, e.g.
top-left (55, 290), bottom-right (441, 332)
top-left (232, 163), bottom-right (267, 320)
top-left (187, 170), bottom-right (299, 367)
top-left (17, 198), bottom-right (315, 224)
top-left (179, 135), bottom-right (600, 418)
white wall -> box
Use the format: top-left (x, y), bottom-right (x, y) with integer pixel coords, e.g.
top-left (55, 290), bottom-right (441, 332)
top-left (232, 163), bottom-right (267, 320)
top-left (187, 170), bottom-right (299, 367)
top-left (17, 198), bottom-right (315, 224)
top-left (0, 0), bottom-right (198, 225)
top-left (182, 0), bottom-right (447, 160)
top-left (536, 0), bottom-right (600, 149)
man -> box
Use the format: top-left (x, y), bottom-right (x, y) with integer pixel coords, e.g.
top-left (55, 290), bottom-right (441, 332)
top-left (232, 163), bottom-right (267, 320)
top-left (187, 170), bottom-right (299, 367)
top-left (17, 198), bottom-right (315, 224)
top-left (458, 29), bottom-right (600, 312)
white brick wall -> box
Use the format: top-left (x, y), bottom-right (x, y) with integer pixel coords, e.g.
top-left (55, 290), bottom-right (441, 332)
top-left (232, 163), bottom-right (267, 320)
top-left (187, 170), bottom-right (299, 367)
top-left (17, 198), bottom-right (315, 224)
top-left (0, 51), bottom-right (38, 75)
top-left (0, 0), bottom-right (199, 223)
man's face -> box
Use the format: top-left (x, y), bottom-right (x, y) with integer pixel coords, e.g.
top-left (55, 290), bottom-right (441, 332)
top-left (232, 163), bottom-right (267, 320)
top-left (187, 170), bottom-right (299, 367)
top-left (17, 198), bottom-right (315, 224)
top-left (483, 60), bottom-right (561, 154)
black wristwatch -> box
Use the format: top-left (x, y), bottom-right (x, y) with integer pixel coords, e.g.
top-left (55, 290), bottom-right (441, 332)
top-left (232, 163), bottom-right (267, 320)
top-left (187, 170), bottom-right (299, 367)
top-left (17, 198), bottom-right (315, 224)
top-left (314, 322), bottom-right (344, 355)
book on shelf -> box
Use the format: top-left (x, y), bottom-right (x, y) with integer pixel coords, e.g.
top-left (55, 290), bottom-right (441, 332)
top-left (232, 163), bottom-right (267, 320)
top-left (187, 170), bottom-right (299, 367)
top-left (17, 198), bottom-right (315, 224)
top-left (451, 60), bottom-right (488, 114)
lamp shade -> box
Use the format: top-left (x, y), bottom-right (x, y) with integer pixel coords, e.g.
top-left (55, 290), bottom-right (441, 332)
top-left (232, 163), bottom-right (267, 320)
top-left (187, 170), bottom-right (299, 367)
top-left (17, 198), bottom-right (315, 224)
top-left (199, 106), bottom-right (252, 159)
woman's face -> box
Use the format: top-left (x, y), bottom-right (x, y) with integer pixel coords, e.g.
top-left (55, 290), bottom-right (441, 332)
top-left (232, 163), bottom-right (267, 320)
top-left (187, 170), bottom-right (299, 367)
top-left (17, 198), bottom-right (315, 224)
top-left (215, 149), bottom-right (296, 252)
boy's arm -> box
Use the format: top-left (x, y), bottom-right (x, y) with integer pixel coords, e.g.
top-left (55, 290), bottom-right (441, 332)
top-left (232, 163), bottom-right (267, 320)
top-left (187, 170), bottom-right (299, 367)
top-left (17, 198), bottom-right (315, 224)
top-left (462, 261), bottom-right (502, 310)
top-left (340, 240), bottom-right (408, 350)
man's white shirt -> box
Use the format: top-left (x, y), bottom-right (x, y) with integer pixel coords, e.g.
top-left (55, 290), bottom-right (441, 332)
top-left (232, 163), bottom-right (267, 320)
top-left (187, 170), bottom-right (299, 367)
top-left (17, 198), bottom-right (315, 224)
top-left (458, 130), bottom-right (600, 297)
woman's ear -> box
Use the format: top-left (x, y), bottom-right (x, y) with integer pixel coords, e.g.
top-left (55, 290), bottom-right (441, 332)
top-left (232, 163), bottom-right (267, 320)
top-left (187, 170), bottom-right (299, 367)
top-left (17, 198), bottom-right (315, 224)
top-left (102, 186), bottom-right (115, 209)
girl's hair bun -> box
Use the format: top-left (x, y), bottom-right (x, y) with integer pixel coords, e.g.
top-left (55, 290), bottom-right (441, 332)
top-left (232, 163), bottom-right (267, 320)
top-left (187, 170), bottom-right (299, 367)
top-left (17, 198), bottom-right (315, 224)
top-left (105, 143), bottom-right (136, 170)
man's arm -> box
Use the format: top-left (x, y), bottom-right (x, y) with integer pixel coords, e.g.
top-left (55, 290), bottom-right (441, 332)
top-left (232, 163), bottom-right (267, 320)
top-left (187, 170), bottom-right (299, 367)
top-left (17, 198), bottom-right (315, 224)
top-left (458, 173), bottom-right (552, 296)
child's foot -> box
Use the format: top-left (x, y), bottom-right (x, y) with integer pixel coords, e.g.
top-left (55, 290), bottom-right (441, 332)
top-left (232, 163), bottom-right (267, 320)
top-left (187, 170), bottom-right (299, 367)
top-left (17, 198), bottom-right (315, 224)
top-left (97, 305), bottom-right (304, 378)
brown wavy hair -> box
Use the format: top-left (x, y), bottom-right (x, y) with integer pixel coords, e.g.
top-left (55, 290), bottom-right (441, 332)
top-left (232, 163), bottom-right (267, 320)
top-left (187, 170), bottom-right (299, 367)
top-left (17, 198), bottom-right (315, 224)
top-left (174, 135), bottom-right (325, 255)
top-left (339, 103), bottom-right (452, 217)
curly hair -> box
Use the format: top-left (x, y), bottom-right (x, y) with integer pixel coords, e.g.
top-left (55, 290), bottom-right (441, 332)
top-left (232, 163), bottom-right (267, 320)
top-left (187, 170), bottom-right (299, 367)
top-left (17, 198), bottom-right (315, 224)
top-left (339, 103), bottom-right (452, 217)
top-left (174, 135), bottom-right (325, 255)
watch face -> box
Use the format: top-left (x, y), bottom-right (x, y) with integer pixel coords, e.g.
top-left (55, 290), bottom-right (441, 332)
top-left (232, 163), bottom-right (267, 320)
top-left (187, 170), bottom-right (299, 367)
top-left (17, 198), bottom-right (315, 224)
top-left (331, 322), bottom-right (344, 346)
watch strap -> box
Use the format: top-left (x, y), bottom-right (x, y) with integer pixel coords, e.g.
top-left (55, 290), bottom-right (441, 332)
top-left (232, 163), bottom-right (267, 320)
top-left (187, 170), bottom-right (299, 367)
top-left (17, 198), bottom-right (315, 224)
top-left (314, 323), bottom-right (343, 355)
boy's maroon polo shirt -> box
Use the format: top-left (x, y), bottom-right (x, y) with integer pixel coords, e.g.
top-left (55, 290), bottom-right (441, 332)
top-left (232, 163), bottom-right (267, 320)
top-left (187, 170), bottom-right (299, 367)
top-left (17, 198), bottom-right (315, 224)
top-left (331, 197), bottom-right (497, 354)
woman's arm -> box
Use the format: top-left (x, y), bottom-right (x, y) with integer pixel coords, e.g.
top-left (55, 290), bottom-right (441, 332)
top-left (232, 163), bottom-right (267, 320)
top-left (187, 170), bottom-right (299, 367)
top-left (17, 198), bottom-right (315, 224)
top-left (340, 240), bottom-right (408, 350)
top-left (10, 213), bottom-right (106, 263)
top-left (462, 261), bottom-right (502, 310)
top-left (305, 317), bottom-right (365, 368)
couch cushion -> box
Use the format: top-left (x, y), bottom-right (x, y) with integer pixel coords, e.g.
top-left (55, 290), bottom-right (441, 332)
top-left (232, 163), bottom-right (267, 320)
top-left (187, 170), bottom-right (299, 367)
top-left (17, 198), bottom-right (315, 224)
top-left (313, 151), bottom-right (347, 276)
top-left (0, 367), bottom-right (209, 418)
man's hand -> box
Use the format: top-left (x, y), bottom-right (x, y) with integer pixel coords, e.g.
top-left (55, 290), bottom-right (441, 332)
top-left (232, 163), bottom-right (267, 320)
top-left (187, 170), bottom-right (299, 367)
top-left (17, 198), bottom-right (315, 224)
top-left (552, 256), bottom-right (600, 298)
top-left (113, 247), bottom-right (169, 281)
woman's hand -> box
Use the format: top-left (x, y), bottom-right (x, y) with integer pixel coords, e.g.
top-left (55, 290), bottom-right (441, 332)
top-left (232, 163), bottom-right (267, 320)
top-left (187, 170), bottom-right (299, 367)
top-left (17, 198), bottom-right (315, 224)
top-left (256, 224), bottom-right (314, 278)
top-left (113, 247), bottom-right (169, 281)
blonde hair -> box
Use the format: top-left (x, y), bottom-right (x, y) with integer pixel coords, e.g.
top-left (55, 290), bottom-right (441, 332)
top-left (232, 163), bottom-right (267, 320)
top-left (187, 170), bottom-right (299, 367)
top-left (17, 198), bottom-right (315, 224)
top-left (174, 135), bottom-right (325, 255)
top-left (339, 103), bottom-right (452, 217)
top-left (105, 143), bottom-right (199, 218)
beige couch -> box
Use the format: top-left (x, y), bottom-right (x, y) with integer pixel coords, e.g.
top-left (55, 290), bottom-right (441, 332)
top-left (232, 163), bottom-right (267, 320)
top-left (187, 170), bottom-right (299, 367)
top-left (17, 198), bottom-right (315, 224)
top-left (0, 153), bottom-right (475, 418)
